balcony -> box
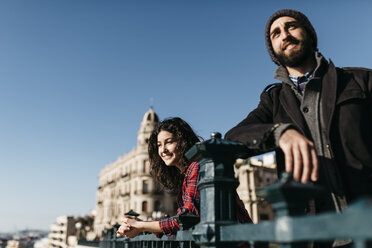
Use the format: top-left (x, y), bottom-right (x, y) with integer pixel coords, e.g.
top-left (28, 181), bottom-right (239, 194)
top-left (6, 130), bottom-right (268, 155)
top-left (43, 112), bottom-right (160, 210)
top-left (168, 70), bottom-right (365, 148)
top-left (120, 192), bottom-right (130, 197)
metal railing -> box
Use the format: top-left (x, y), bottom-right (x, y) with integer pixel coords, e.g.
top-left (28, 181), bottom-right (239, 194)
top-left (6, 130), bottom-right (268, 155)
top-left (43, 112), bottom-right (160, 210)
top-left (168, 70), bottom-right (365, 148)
top-left (78, 240), bottom-right (100, 247)
top-left (94, 132), bottom-right (372, 248)
top-left (101, 229), bottom-right (197, 248)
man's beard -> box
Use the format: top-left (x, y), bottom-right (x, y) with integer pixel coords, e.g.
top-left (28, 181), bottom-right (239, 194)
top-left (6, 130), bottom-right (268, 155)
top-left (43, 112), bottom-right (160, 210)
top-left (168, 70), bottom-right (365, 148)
top-left (276, 36), bottom-right (314, 67)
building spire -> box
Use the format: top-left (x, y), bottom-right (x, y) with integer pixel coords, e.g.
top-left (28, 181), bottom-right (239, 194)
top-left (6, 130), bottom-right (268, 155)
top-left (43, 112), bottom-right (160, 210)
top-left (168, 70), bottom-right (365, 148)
top-left (149, 97), bottom-right (154, 109)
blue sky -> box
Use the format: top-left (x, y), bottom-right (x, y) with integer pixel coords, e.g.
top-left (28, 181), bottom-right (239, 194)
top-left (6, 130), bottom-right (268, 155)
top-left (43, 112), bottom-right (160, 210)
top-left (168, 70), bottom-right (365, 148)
top-left (0, 0), bottom-right (371, 232)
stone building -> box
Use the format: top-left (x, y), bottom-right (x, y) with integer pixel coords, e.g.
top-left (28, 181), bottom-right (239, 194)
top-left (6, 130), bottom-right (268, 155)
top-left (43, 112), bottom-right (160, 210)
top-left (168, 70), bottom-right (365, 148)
top-left (94, 108), bottom-right (176, 237)
top-left (5, 240), bottom-right (25, 248)
top-left (235, 154), bottom-right (278, 223)
top-left (48, 216), bottom-right (76, 248)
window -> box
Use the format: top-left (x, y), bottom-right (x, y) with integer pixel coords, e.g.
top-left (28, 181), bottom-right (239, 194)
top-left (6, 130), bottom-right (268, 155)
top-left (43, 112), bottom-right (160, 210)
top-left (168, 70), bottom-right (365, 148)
top-left (266, 175), bottom-right (271, 184)
top-left (142, 201), bottom-right (148, 212)
top-left (143, 160), bottom-right (150, 173)
top-left (143, 180), bottom-right (149, 194)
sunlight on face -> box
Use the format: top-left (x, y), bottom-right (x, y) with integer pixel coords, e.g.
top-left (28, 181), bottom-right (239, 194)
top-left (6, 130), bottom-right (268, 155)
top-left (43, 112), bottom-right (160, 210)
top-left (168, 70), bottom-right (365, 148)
top-left (157, 130), bottom-right (182, 170)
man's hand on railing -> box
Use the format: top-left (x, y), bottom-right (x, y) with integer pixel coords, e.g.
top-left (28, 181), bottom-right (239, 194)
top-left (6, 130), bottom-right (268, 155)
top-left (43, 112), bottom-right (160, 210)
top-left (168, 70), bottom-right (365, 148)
top-left (279, 129), bottom-right (319, 183)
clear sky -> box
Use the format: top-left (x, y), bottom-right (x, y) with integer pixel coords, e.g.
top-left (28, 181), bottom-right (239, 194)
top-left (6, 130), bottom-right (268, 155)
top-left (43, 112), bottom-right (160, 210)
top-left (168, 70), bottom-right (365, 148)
top-left (0, 0), bottom-right (371, 233)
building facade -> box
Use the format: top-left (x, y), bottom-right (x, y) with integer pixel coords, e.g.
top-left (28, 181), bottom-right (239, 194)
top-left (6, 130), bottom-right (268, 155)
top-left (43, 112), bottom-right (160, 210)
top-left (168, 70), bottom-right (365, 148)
top-left (5, 240), bottom-right (25, 248)
top-left (94, 108), bottom-right (176, 237)
top-left (235, 154), bottom-right (277, 223)
top-left (48, 216), bottom-right (76, 248)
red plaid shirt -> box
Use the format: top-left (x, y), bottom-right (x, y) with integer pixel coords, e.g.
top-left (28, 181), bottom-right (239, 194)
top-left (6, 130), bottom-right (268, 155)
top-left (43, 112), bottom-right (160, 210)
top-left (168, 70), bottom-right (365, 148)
top-left (156, 162), bottom-right (251, 237)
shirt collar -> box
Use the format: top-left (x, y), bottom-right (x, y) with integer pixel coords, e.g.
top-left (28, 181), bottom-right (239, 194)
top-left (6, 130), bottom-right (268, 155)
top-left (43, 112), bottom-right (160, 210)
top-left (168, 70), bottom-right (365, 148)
top-left (289, 68), bottom-right (315, 84)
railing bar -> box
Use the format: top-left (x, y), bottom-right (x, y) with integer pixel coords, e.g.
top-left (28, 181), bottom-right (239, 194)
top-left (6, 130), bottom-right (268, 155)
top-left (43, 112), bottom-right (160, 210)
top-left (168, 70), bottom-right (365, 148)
top-left (219, 189), bottom-right (223, 220)
top-left (228, 190), bottom-right (232, 220)
top-left (353, 240), bottom-right (366, 248)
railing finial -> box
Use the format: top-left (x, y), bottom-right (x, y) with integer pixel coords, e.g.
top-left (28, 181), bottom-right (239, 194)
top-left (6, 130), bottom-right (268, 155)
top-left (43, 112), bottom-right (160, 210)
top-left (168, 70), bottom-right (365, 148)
top-left (211, 132), bottom-right (222, 139)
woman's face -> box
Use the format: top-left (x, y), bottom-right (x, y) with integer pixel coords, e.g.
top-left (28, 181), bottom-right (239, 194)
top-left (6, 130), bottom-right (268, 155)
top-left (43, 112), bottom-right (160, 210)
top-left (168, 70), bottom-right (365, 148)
top-left (157, 130), bottom-right (182, 170)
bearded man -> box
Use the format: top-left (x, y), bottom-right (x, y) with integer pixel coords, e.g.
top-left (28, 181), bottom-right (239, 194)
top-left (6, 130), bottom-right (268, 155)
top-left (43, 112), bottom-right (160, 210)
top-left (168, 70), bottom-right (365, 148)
top-left (225, 9), bottom-right (372, 214)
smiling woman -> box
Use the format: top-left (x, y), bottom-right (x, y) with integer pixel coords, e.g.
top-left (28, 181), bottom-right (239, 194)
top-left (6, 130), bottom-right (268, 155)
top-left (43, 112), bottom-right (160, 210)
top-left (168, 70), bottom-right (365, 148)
top-left (149, 118), bottom-right (201, 191)
top-left (116, 117), bottom-right (252, 238)
top-left (157, 130), bottom-right (182, 169)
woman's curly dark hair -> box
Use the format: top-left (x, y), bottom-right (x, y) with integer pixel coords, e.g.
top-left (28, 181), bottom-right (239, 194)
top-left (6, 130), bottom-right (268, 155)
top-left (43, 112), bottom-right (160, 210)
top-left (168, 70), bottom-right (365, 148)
top-left (148, 117), bottom-right (200, 191)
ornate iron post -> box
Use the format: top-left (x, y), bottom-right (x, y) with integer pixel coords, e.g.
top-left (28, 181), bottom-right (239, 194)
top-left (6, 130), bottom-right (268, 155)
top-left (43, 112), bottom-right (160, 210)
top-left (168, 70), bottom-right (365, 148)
top-left (257, 173), bottom-right (324, 248)
top-left (185, 132), bottom-right (248, 248)
top-left (257, 172), bottom-right (324, 218)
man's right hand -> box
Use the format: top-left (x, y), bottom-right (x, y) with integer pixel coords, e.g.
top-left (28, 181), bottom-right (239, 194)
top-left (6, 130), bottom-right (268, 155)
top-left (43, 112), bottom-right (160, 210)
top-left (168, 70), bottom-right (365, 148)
top-left (278, 129), bottom-right (319, 183)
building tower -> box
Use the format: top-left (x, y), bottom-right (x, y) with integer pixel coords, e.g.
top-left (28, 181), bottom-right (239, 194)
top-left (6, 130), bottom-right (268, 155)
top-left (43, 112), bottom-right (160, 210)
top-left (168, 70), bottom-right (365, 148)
top-left (137, 107), bottom-right (159, 147)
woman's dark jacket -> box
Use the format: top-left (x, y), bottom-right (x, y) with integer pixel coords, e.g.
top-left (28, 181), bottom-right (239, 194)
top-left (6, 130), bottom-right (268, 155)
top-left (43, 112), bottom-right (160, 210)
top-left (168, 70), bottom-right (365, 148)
top-left (225, 57), bottom-right (372, 204)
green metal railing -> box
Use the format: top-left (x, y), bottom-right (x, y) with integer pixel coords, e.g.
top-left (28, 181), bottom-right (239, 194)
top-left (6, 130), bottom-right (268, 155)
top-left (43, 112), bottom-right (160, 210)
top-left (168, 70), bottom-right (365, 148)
top-left (100, 229), bottom-right (197, 248)
top-left (78, 240), bottom-right (100, 247)
top-left (93, 132), bottom-right (372, 248)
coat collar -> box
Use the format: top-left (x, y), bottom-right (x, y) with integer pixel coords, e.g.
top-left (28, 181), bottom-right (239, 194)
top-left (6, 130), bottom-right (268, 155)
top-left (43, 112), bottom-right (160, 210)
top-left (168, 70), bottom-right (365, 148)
top-left (274, 51), bottom-right (325, 86)
top-left (275, 53), bottom-right (338, 136)
top-left (321, 60), bottom-right (338, 136)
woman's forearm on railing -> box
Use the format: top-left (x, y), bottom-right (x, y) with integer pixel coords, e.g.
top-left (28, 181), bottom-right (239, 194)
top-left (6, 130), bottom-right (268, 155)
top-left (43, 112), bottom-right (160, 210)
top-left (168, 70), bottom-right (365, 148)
top-left (117, 215), bottom-right (162, 238)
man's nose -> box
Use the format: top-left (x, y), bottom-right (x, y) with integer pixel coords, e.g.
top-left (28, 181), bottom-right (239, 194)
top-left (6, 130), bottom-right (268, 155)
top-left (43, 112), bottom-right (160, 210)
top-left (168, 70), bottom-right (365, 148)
top-left (281, 29), bottom-right (290, 40)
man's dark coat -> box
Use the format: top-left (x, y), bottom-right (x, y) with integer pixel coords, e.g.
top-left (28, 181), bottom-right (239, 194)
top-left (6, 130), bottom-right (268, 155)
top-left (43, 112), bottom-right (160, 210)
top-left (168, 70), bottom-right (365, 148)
top-left (225, 59), bottom-right (372, 203)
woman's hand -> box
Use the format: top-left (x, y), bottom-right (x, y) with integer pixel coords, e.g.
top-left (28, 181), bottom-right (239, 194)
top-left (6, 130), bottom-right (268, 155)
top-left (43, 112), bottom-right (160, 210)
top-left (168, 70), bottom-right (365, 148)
top-left (116, 215), bottom-right (143, 238)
